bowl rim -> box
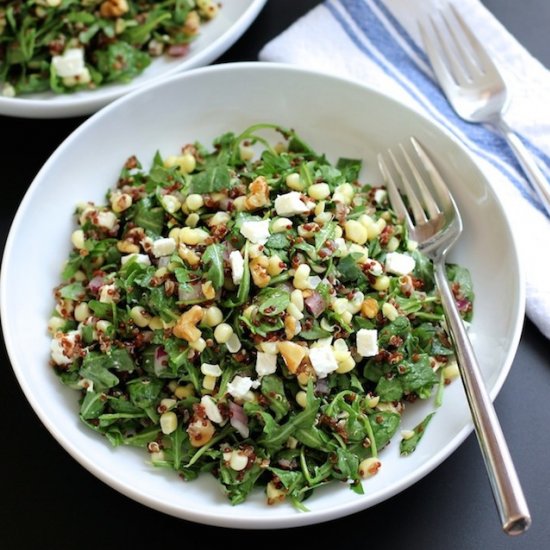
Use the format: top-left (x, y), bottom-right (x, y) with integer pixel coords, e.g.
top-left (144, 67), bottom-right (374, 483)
top-left (0, 0), bottom-right (268, 119)
top-left (0, 61), bottom-right (526, 528)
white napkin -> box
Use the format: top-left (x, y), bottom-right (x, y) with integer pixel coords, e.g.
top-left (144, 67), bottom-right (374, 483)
top-left (260, 0), bottom-right (550, 338)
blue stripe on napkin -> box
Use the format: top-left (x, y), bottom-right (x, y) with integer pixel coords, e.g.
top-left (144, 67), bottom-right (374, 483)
top-left (326, 0), bottom-right (548, 214)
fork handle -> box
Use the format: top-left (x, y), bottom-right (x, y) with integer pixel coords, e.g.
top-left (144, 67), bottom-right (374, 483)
top-left (494, 119), bottom-right (550, 217)
top-left (434, 261), bottom-right (531, 536)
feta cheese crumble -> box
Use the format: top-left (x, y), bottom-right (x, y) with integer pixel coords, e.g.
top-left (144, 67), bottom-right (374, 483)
top-left (229, 250), bottom-right (245, 285)
top-left (357, 329), bottom-right (379, 357)
top-left (152, 237), bottom-right (176, 258)
top-left (240, 220), bottom-right (271, 244)
top-left (255, 352), bottom-right (278, 376)
top-left (52, 48), bottom-right (86, 78)
top-left (385, 252), bottom-right (416, 276)
top-left (274, 192), bottom-right (309, 216)
top-left (309, 346), bottom-right (339, 378)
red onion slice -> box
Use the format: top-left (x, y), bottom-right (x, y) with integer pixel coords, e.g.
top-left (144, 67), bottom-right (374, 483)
top-left (229, 401), bottom-right (249, 438)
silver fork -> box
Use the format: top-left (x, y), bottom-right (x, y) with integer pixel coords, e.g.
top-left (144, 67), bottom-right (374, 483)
top-left (419, 4), bottom-right (550, 217)
top-left (378, 138), bottom-right (531, 536)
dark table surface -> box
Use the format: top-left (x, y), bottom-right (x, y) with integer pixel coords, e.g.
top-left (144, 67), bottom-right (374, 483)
top-left (1, 1), bottom-right (549, 548)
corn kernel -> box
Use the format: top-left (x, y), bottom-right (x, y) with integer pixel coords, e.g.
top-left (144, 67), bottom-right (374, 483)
top-left (293, 264), bottom-right (311, 290)
top-left (110, 192), bottom-right (132, 213)
top-left (285, 172), bottom-right (304, 191)
top-left (308, 183), bottom-right (331, 200)
top-left (187, 417), bottom-right (215, 447)
top-left (233, 196), bottom-right (247, 211)
top-left (48, 316), bottom-right (65, 334)
top-left (71, 229), bottom-right (85, 250)
top-left (185, 194), bottom-right (204, 211)
top-left (96, 320), bottom-right (112, 333)
top-left (160, 412), bottom-right (178, 434)
top-left (344, 220), bottom-right (368, 244)
top-left (358, 457), bottom-right (381, 478)
top-left (382, 302), bottom-right (399, 321)
top-left (74, 302), bottom-right (90, 322)
top-left (209, 211), bottom-right (231, 226)
top-left (341, 310), bottom-right (353, 325)
top-left (149, 316), bottom-right (164, 330)
top-left (239, 144), bottom-right (255, 161)
top-left (366, 395), bottom-right (380, 408)
top-left (204, 306), bottom-right (223, 327)
top-left (226, 333), bottom-right (241, 353)
top-left (335, 355), bottom-right (355, 373)
top-left (266, 480), bottom-right (287, 505)
top-left (130, 306), bottom-right (151, 327)
top-left (179, 227), bottom-right (209, 245)
top-left (361, 297), bottom-right (379, 318)
top-left (189, 337), bottom-right (207, 352)
top-left (290, 289), bottom-right (304, 311)
top-left (267, 255), bottom-right (284, 276)
top-left (174, 384), bottom-right (194, 399)
top-left (185, 213), bottom-right (200, 228)
top-left (229, 450), bottom-right (249, 471)
top-left (443, 361), bottom-right (460, 382)
top-left (295, 391), bottom-right (308, 408)
top-left (202, 374), bottom-right (217, 391)
top-left (372, 275), bottom-right (390, 292)
top-left (287, 302), bottom-right (304, 321)
top-left (161, 194), bottom-right (182, 213)
top-left (182, 153), bottom-right (197, 173)
top-left (386, 236), bottom-right (400, 252)
top-left (159, 398), bottom-right (177, 412)
top-left (248, 243), bottom-right (264, 259)
top-left (271, 217), bottom-right (292, 233)
top-left (214, 323), bottom-right (233, 344)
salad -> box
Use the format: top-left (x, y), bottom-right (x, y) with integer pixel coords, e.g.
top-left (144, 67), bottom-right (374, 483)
top-left (48, 124), bottom-right (474, 508)
top-left (0, 0), bottom-right (219, 97)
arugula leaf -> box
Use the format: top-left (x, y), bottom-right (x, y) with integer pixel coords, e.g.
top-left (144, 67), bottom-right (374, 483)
top-left (337, 253), bottom-right (364, 282)
top-left (132, 197), bottom-right (165, 235)
top-left (202, 243), bottom-right (225, 290)
top-left (400, 412), bottom-right (435, 456)
top-left (336, 157), bottom-right (362, 182)
top-left (256, 286), bottom-right (290, 316)
top-left (190, 165), bottom-right (231, 194)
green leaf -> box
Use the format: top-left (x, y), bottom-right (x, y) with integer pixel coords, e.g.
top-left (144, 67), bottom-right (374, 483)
top-left (260, 375), bottom-right (290, 421)
top-left (132, 197), bottom-right (165, 235)
top-left (95, 41), bottom-right (151, 83)
top-left (256, 286), bottom-right (290, 316)
top-left (79, 356), bottom-right (120, 392)
top-left (375, 376), bottom-right (403, 402)
top-left (127, 377), bottom-right (163, 411)
top-left (202, 243), bottom-right (225, 290)
top-left (265, 232), bottom-right (290, 249)
top-left (190, 165), bottom-right (231, 194)
top-left (59, 282), bottom-right (86, 300)
top-left (337, 253), bottom-right (364, 282)
top-left (336, 157), bottom-right (362, 182)
top-left (224, 243), bottom-right (250, 308)
top-left (80, 391), bottom-right (106, 420)
top-left (400, 412), bottom-right (435, 456)
top-left (314, 221), bottom-right (336, 251)
top-left (369, 411), bottom-right (401, 450)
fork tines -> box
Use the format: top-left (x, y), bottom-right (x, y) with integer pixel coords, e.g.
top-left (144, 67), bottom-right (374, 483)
top-left (419, 5), bottom-right (497, 88)
top-left (377, 137), bottom-right (461, 242)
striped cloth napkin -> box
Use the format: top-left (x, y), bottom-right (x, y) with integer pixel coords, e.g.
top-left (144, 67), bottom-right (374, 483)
top-left (259, 0), bottom-right (550, 339)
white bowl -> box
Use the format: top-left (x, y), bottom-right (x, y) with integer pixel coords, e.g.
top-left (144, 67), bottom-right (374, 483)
top-left (1, 62), bottom-right (524, 528)
top-left (0, 0), bottom-right (266, 119)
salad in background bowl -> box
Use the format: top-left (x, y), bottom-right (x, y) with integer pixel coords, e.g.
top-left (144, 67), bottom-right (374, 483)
top-left (0, 0), bottom-right (267, 118)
